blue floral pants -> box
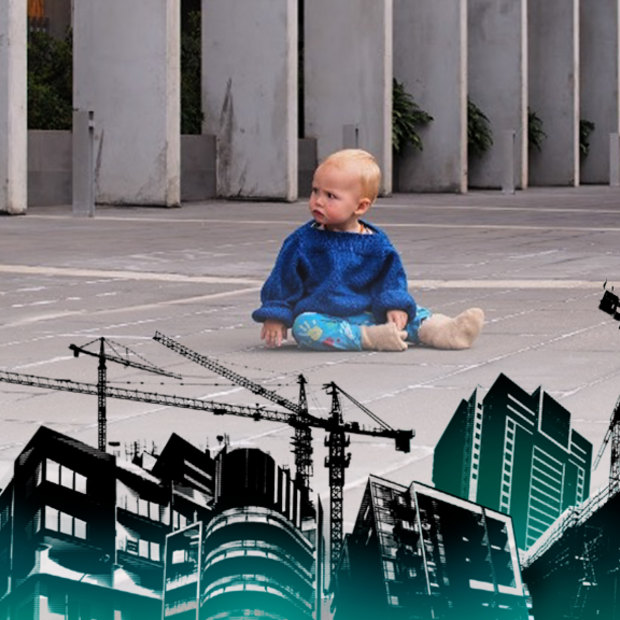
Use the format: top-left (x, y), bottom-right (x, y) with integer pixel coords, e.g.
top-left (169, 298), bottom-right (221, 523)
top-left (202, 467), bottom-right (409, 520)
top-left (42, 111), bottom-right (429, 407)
top-left (291, 308), bottom-right (432, 351)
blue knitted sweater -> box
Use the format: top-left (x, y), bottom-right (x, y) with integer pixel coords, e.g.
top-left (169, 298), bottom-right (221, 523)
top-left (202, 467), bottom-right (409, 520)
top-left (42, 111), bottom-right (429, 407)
top-left (252, 221), bottom-right (417, 327)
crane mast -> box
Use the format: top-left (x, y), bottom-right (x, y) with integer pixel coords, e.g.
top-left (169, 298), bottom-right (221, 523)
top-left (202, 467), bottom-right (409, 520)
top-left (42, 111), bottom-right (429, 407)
top-left (69, 337), bottom-right (181, 451)
top-left (594, 395), bottom-right (620, 494)
top-left (324, 382), bottom-right (351, 576)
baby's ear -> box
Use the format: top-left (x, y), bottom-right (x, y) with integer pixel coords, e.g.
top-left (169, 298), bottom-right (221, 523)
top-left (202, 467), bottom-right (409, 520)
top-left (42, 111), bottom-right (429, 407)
top-left (356, 197), bottom-right (372, 215)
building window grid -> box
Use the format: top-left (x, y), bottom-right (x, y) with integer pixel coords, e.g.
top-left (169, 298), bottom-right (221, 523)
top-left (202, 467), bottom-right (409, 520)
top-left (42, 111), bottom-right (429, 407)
top-left (576, 467), bottom-right (585, 501)
top-left (530, 474), bottom-right (563, 501)
top-left (529, 485), bottom-right (561, 509)
top-left (469, 407), bottom-right (484, 499)
top-left (42, 505), bottom-right (87, 540)
top-left (500, 422), bottom-right (515, 512)
top-left (122, 534), bottom-right (161, 562)
top-left (43, 459), bottom-right (87, 494)
top-left (117, 481), bottom-right (170, 525)
top-left (526, 447), bottom-right (566, 546)
top-left (532, 453), bottom-right (564, 479)
top-left (529, 493), bottom-right (560, 515)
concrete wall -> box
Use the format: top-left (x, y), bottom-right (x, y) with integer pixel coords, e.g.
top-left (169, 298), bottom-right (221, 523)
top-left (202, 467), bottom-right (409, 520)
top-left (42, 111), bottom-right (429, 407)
top-left (180, 134), bottom-right (216, 201)
top-left (202, 0), bottom-right (298, 201)
top-left (73, 0), bottom-right (181, 206)
top-left (28, 131), bottom-right (72, 206)
top-left (529, 0), bottom-right (579, 186)
top-left (0, 0), bottom-right (27, 214)
top-left (468, 0), bottom-right (527, 189)
top-left (393, 0), bottom-right (466, 193)
top-left (305, 0), bottom-right (393, 195)
top-left (580, 0), bottom-right (620, 184)
top-left (27, 132), bottom-right (218, 206)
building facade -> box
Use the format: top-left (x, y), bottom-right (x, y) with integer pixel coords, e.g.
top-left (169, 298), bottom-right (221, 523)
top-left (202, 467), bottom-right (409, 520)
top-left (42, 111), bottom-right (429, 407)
top-left (199, 447), bottom-right (316, 620)
top-left (433, 373), bottom-right (592, 550)
top-left (0, 427), bottom-right (317, 620)
top-left (333, 475), bottom-right (529, 619)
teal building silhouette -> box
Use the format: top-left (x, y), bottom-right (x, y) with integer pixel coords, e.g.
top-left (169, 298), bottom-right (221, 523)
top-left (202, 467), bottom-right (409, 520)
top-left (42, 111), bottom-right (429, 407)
top-left (433, 373), bottom-right (592, 550)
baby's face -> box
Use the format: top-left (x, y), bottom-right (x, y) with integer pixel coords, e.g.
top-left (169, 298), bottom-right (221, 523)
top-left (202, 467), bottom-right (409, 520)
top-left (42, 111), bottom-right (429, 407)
top-left (309, 163), bottom-right (370, 232)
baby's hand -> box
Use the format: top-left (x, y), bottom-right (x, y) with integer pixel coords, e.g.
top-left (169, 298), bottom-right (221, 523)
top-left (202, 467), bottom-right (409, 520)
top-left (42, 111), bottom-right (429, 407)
top-left (386, 309), bottom-right (408, 330)
top-left (261, 320), bottom-right (288, 348)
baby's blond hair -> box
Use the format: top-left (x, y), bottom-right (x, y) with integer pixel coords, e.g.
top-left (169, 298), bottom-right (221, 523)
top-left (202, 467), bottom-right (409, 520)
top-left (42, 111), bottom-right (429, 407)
top-left (318, 149), bottom-right (381, 203)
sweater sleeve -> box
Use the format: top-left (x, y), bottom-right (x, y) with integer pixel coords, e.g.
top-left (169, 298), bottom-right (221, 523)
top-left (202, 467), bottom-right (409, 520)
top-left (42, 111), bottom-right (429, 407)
top-left (251, 232), bottom-right (306, 327)
top-left (371, 242), bottom-right (417, 322)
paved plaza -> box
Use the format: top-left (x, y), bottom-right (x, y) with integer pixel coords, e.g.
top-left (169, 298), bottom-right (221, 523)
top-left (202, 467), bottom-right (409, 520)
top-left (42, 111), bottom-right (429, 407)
top-left (1, 187), bottom-right (620, 528)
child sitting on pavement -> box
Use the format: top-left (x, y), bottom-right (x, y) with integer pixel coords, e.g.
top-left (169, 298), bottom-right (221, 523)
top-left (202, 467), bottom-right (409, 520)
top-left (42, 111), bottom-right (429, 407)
top-left (252, 148), bottom-right (484, 352)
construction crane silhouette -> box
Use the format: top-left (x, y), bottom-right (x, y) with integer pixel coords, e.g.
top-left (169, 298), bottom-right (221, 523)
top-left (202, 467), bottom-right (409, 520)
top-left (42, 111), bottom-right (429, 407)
top-left (593, 395), bottom-right (620, 494)
top-left (152, 331), bottom-right (413, 575)
top-left (0, 334), bottom-right (414, 579)
top-left (69, 337), bottom-right (182, 451)
top-left (599, 281), bottom-right (620, 325)
top-left (152, 330), bottom-right (315, 491)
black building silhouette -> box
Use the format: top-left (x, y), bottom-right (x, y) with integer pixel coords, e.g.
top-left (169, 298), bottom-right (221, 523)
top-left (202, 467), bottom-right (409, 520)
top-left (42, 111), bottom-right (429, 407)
top-left (0, 427), bottom-right (317, 620)
top-left (333, 475), bottom-right (530, 620)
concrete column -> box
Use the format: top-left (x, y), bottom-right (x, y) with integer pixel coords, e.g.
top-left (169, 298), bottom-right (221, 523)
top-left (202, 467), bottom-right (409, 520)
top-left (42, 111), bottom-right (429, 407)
top-left (468, 0), bottom-right (527, 189)
top-left (72, 110), bottom-right (95, 217)
top-left (305, 0), bottom-right (392, 195)
top-left (393, 0), bottom-right (466, 193)
top-left (0, 0), bottom-right (27, 214)
top-left (529, 0), bottom-right (579, 186)
top-left (580, 0), bottom-right (620, 184)
top-left (611, 133), bottom-right (620, 186)
top-left (74, 0), bottom-right (181, 206)
top-left (203, 0), bottom-right (298, 201)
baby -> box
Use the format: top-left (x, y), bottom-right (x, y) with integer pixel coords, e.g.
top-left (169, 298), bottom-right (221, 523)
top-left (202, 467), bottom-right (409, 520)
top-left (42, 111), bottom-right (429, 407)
top-left (252, 149), bottom-right (484, 352)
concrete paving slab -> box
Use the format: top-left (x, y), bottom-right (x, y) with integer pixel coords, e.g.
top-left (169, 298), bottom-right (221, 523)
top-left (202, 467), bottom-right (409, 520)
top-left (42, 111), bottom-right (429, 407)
top-left (1, 187), bottom-right (620, 529)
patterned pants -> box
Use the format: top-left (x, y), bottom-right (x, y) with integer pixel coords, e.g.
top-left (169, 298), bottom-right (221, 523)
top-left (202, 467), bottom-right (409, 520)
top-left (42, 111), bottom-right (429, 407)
top-left (291, 308), bottom-right (432, 351)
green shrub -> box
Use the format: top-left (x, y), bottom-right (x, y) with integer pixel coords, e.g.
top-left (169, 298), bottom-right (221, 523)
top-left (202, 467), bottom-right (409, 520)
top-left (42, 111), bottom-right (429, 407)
top-left (467, 98), bottom-right (493, 157)
top-left (579, 119), bottom-right (595, 159)
top-left (392, 79), bottom-right (433, 155)
top-left (528, 108), bottom-right (546, 152)
top-left (27, 29), bottom-right (73, 130)
top-left (181, 10), bottom-right (203, 135)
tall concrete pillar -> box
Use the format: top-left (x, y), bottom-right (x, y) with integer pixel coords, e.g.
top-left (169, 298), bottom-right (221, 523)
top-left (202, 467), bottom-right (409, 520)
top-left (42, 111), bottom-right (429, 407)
top-left (580, 0), bottom-right (620, 184)
top-left (468, 0), bottom-right (527, 189)
top-left (0, 0), bottom-right (27, 214)
top-left (529, 0), bottom-right (580, 186)
top-left (393, 0), bottom-right (466, 193)
top-left (74, 0), bottom-right (180, 206)
top-left (305, 0), bottom-right (392, 195)
top-left (202, 0), bottom-right (298, 201)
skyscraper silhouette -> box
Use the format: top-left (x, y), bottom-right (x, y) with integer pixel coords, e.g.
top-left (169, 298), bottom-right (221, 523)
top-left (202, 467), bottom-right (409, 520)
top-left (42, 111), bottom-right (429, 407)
top-left (433, 373), bottom-right (592, 549)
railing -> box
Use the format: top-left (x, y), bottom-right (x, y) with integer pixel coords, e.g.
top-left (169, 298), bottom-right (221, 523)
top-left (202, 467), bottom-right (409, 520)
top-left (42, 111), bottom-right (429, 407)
top-left (523, 484), bottom-right (616, 567)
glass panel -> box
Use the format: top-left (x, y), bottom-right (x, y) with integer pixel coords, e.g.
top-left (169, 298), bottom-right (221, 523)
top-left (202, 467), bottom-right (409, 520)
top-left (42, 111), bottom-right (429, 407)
top-left (61, 467), bottom-right (73, 489)
top-left (45, 506), bottom-right (59, 531)
top-left (46, 460), bottom-right (60, 484)
top-left (74, 518), bottom-right (87, 539)
top-left (60, 512), bottom-right (72, 535)
top-left (139, 539), bottom-right (149, 558)
top-left (75, 473), bottom-right (87, 494)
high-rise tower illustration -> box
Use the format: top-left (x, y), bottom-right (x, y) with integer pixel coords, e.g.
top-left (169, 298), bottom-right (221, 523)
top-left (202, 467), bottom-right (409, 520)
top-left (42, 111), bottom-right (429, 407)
top-left (433, 373), bottom-right (592, 549)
